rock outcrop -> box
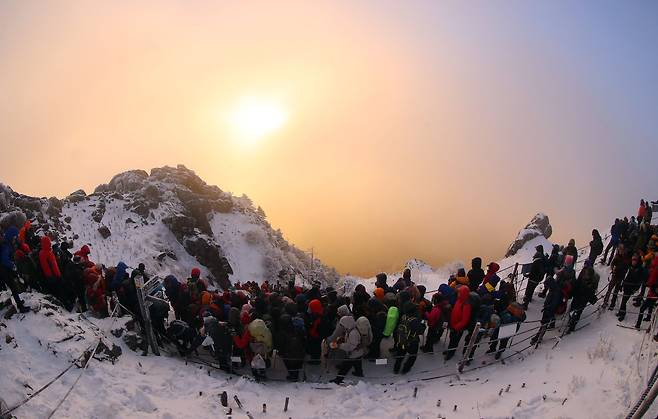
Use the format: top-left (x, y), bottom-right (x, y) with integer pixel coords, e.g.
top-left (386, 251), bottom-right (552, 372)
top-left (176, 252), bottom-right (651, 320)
top-left (505, 213), bottom-right (552, 257)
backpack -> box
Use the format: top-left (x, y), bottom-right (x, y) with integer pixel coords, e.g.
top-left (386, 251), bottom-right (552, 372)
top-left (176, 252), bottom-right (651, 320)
top-left (383, 306), bottom-right (399, 337)
top-left (188, 279), bottom-right (202, 302)
top-left (468, 292), bottom-right (481, 318)
top-left (356, 317), bottom-right (373, 348)
top-left (395, 315), bottom-right (412, 350)
top-left (291, 316), bottom-right (306, 335)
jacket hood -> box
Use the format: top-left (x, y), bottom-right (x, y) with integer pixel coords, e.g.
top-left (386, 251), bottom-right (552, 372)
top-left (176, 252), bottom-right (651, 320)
top-left (308, 299), bottom-right (323, 316)
top-left (79, 245), bottom-right (90, 256)
top-left (164, 275), bottom-right (180, 289)
top-left (487, 262), bottom-right (500, 274)
top-left (471, 257), bottom-right (482, 269)
top-left (457, 286), bottom-right (470, 302)
top-left (40, 235), bottom-right (52, 251)
top-left (338, 315), bottom-right (356, 330)
top-left (356, 316), bottom-right (371, 334)
top-left (4, 226), bottom-right (19, 243)
top-left (337, 304), bottom-right (351, 318)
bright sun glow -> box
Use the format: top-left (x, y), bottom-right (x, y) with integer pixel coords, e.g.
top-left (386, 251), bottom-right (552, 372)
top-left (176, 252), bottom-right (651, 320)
top-left (228, 97), bottom-right (288, 142)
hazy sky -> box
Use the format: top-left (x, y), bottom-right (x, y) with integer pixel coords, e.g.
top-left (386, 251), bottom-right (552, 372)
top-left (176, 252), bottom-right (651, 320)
top-left (1, 1), bottom-right (657, 276)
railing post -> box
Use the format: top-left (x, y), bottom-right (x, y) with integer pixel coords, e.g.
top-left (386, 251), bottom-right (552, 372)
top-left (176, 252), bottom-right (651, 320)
top-left (458, 322), bottom-right (481, 373)
top-left (135, 274), bottom-right (160, 356)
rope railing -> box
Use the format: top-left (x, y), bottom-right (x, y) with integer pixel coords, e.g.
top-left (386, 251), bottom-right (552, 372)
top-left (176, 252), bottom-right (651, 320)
top-left (165, 272), bottom-right (624, 385)
top-left (1, 302), bottom-right (121, 417)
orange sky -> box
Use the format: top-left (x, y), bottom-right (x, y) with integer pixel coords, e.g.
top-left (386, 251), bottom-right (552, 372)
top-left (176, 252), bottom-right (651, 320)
top-left (1, 1), bottom-right (655, 276)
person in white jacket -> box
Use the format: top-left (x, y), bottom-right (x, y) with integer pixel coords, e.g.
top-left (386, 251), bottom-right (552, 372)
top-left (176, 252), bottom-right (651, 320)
top-left (330, 315), bottom-right (364, 383)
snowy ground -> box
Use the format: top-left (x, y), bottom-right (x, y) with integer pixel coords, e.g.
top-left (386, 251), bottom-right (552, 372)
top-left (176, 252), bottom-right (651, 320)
top-left (1, 237), bottom-right (657, 418)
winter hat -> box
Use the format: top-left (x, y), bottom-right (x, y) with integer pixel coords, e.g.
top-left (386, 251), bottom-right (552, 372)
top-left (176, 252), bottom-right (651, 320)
top-left (535, 245), bottom-right (544, 253)
top-left (564, 255), bottom-right (574, 267)
top-left (191, 268), bottom-right (201, 278)
top-left (457, 268), bottom-right (466, 277)
top-left (375, 272), bottom-right (388, 283)
top-left (373, 287), bottom-right (385, 301)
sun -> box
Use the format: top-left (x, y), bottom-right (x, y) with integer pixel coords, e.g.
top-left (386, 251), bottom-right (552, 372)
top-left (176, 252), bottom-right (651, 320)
top-left (228, 96), bottom-right (288, 143)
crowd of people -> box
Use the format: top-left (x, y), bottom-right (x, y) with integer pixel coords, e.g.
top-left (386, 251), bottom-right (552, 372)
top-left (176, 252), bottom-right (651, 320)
top-left (0, 199), bottom-right (656, 383)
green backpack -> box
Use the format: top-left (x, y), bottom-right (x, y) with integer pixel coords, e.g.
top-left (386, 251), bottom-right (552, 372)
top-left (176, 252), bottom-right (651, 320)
top-left (383, 306), bottom-right (399, 337)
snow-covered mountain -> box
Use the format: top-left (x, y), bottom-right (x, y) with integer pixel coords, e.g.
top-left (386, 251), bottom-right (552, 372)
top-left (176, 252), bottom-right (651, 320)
top-left (0, 165), bottom-right (339, 289)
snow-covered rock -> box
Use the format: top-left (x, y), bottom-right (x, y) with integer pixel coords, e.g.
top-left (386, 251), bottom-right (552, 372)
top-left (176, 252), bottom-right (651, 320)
top-left (505, 213), bottom-right (553, 257)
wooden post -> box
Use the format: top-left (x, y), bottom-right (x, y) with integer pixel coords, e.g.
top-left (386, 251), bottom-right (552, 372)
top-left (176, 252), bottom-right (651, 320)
top-left (413, 387), bottom-right (418, 398)
top-left (284, 397), bottom-right (289, 412)
top-left (263, 404), bottom-right (267, 413)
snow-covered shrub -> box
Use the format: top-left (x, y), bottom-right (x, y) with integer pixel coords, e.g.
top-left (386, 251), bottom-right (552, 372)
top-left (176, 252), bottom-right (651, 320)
top-left (245, 229), bottom-right (264, 246)
top-left (587, 334), bottom-right (616, 362)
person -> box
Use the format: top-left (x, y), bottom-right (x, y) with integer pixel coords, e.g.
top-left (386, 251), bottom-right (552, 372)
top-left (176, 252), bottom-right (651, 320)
top-left (274, 313), bottom-right (306, 381)
top-left (374, 273), bottom-right (393, 294)
top-left (645, 202), bottom-right (653, 225)
top-left (402, 268), bottom-right (414, 288)
top-left (186, 267), bottom-right (206, 305)
top-left (166, 319), bottom-right (203, 356)
top-left (539, 245), bottom-right (561, 298)
top-left (130, 263), bottom-right (149, 282)
top-left (522, 245), bottom-right (546, 309)
top-left (532, 255), bottom-right (575, 345)
top-left (603, 244), bottom-right (631, 310)
top-left (422, 293), bottom-right (449, 353)
top-left (602, 220), bottom-right (621, 265)
top-left (488, 302), bottom-right (525, 359)
top-left (83, 264), bottom-right (107, 317)
top-left (564, 239), bottom-right (578, 265)
top-left (636, 256), bottom-right (658, 329)
top-left (638, 199), bottom-right (647, 223)
top-left (450, 268), bottom-right (469, 288)
top-left (58, 241), bottom-right (73, 271)
top-left (163, 275), bottom-right (190, 321)
top-left (467, 257), bottom-right (485, 291)
top-left (64, 255), bottom-right (86, 312)
top-left (330, 315), bottom-right (364, 383)
top-left (0, 227), bottom-right (30, 313)
top-left (73, 244), bottom-right (92, 267)
top-left (351, 284), bottom-right (370, 318)
top-left (463, 301), bottom-right (500, 365)
top-left (393, 302), bottom-right (425, 374)
top-left (201, 313), bottom-right (233, 372)
top-left (616, 253), bottom-right (648, 321)
top-left (366, 297), bottom-right (387, 359)
top-left (247, 317), bottom-right (273, 380)
top-left (566, 260), bottom-right (599, 333)
top-left (588, 229), bottom-right (604, 265)
top-left (306, 299), bottom-right (328, 364)
top-left (445, 286), bottom-right (472, 360)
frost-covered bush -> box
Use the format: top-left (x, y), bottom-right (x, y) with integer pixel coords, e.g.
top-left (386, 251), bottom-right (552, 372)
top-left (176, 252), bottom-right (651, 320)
top-left (245, 229), bottom-right (265, 246)
top-left (587, 334), bottom-right (616, 362)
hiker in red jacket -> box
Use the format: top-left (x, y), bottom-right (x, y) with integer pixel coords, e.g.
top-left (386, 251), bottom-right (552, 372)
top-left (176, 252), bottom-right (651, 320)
top-left (444, 286), bottom-right (472, 360)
